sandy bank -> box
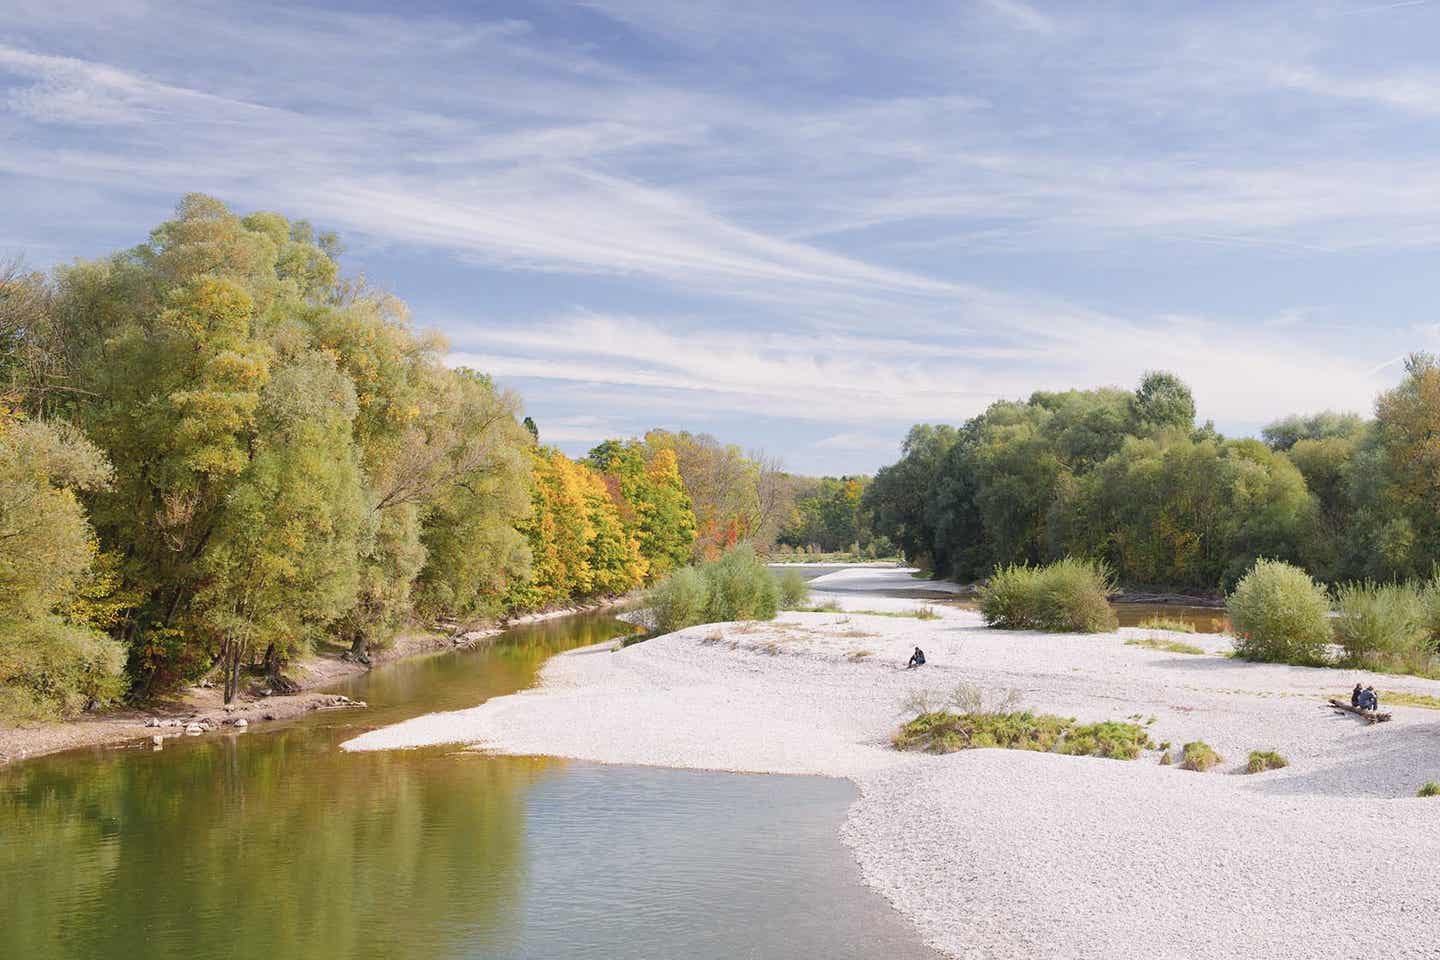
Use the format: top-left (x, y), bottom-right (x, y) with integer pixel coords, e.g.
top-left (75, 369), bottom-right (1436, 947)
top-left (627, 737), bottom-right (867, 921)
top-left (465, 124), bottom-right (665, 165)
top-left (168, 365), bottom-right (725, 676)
top-left (343, 567), bottom-right (1440, 958)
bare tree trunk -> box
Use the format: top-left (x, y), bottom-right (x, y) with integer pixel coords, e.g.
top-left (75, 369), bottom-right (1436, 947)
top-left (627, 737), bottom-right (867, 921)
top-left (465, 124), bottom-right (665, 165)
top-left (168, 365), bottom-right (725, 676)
top-left (221, 638), bottom-right (247, 705)
top-left (347, 631), bottom-right (371, 665)
top-left (262, 642), bottom-right (299, 693)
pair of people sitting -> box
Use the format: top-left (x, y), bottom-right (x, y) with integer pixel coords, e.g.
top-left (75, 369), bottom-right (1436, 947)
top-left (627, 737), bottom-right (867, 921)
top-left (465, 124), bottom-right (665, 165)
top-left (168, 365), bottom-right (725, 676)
top-left (1351, 683), bottom-right (1379, 711)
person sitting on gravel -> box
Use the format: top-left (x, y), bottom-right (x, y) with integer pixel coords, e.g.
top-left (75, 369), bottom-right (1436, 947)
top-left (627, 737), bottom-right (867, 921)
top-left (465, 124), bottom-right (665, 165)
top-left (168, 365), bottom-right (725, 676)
top-left (1359, 686), bottom-right (1379, 711)
top-left (1351, 683), bottom-right (1364, 708)
top-left (906, 646), bottom-right (926, 669)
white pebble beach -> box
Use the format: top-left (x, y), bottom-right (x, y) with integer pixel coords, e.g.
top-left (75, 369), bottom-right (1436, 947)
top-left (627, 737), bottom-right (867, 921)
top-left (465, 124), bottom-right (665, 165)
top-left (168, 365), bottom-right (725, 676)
top-left (343, 568), bottom-right (1440, 959)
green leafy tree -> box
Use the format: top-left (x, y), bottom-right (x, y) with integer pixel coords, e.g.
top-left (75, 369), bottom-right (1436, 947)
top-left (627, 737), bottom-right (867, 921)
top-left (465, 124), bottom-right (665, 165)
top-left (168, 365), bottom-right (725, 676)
top-left (0, 414), bottom-right (126, 719)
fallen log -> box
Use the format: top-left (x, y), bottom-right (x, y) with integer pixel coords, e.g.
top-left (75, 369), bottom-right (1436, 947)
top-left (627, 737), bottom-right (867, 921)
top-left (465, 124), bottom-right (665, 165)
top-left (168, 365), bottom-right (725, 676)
top-left (1327, 699), bottom-right (1392, 724)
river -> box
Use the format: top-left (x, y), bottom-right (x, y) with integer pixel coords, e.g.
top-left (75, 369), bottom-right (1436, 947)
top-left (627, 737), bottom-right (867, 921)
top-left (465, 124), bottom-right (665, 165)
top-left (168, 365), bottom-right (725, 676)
top-left (0, 613), bottom-right (938, 960)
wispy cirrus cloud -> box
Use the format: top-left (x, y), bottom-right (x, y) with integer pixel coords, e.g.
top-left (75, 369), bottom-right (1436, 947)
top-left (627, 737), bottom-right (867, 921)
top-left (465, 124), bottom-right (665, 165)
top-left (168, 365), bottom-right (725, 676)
top-left (2, 0), bottom-right (1436, 471)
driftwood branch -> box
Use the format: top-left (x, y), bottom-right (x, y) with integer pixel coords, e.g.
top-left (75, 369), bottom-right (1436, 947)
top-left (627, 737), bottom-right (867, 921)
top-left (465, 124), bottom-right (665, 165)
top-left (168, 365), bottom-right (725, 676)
top-left (1327, 699), bottom-right (1392, 724)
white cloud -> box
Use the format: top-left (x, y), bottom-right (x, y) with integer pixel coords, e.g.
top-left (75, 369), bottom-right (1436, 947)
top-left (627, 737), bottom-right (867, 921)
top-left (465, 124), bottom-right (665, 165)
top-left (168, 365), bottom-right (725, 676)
top-left (0, 44), bottom-right (278, 126)
top-left (980, 0), bottom-right (1057, 34)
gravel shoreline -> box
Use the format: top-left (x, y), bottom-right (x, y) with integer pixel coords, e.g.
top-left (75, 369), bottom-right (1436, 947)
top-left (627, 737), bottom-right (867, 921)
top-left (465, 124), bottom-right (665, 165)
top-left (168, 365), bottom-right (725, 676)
top-left (343, 568), bottom-right (1440, 958)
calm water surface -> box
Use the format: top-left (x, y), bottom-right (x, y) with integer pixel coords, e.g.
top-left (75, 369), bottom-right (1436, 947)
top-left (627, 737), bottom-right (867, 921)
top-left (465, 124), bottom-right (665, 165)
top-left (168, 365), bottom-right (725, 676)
top-left (0, 614), bottom-right (937, 960)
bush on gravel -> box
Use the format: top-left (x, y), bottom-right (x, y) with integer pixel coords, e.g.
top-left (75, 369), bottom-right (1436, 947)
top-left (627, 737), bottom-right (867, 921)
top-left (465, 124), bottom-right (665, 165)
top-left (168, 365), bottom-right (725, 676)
top-left (979, 557), bottom-right (1117, 633)
top-left (1227, 560), bottom-right (1332, 666)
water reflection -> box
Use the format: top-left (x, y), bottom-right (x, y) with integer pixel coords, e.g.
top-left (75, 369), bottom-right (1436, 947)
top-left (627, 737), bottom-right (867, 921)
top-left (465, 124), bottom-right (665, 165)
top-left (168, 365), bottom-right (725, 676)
top-left (0, 614), bottom-right (937, 960)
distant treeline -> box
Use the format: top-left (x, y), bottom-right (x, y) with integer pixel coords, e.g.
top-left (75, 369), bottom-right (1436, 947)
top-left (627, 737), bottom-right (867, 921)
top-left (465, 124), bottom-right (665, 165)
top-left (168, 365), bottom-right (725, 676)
top-left (864, 363), bottom-right (1440, 593)
top-left (0, 195), bottom-right (851, 720)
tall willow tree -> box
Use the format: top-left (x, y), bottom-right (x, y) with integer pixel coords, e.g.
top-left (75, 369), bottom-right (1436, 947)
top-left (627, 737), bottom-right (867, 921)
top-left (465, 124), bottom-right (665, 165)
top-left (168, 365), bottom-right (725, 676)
top-left (16, 195), bottom-right (536, 698)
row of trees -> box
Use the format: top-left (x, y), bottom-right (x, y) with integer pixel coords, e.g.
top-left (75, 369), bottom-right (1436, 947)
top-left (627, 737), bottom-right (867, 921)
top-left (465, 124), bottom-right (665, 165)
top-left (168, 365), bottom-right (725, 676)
top-left (865, 362), bottom-right (1440, 592)
top-left (0, 196), bottom-right (707, 717)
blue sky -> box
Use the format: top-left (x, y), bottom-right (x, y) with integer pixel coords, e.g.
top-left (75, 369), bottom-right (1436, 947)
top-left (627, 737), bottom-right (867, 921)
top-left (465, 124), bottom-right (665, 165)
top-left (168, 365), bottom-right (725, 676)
top-left (4, 0), bottom-right (1440, 474)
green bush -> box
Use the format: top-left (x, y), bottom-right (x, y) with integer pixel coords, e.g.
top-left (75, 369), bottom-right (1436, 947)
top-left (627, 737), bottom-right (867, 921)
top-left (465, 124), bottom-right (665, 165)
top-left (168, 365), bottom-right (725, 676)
top-left (979, 557), bottom-right (1118, 633)
top-left (1418, 780), bottom-right (1440, 798)
top-left (643, 544), bottom-right (783, 633)
top-left (1227, 559), bottom-right (1332, 665)
top-left (703, 544), bottom-right (779, 623)
top-left (1180, 741), bottom-right (1222, 772)
top-left (1245, 750), bottom-right (1288, 774)
top-left (775, 569), bottom-right (810, 609)
top-left (0, 618), bottom-right (128, 722)
top-left (644, 566), bottom-right (710, 634)
top-left (1333, 581), bottom-right (1434, 675)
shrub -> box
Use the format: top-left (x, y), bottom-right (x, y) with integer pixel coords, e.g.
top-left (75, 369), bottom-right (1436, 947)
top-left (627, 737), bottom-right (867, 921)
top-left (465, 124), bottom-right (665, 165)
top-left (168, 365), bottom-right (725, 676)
top-left (1227, 559), bottom-right (1332, 665)
top-left (703, 544), bottom-right (779, 623)
top-left (1245, 750), bottom-right (1288, 774)
top-left (1418, 780), bottom-right (1440, 798)
top-left (775, 569), bottom-right (810, 609)
top-left (1333, 581), bottom-right (1433, 674)
top-left (642, 544), bottom-right (780, 633)
top-left (0, 618), bottom-right (128, 722)
top-left (1180, 741), bottom-right (1222, 772)
top-left (643, 566), bottom-right (709, 634)
top-left (979, 557), bottom-right (1118, 633)
top-left (1136, 615), bottom-right (1196, 633)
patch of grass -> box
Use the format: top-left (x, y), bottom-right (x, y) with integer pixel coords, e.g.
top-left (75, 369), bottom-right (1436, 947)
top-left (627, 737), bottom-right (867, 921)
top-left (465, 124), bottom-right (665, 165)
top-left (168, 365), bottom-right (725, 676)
top-left (1136, 615), bottom-right (1197, 633)
top-left (1126, 636), bottom-right (1206, 655)
top-left (893, 710), bottom-right (1073, 754)
top-left (1417, 780), bottom-right (1440, 798)
top-left (836, 607), bottom-right (943, 620)
top-left (846, 649), bottom-right (873, 661)
top-left (1058, 721), bottom-right (1155, 760)
top-left (979, 557), bottom-right (1118, 633)
top-left (1180, 741), bottom-right (1222, 772)
top-left (792, 601), bottom-right (844, 613)
top-left (894, 685), bottom-right (1153, 760)
top-left (1245, 750), bottom-right (1288, 774)
top-left (910, 569), bottom-right (935, 580)
top-left (1327, 690), bottom-right (1440, 710)
top-left (1385, 691), bottom-right (1440, 710)
top-left (1158, 751), bottom-right (1172, 765)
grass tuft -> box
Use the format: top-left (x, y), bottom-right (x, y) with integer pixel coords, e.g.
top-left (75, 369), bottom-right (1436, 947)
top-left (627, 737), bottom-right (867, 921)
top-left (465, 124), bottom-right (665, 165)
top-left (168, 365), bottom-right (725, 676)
top-left (1418, 780), bottom-right (1440, 798)
top-left (1180, 740), bottom-right (1222, 772)
top-left (1245, 750), bottom-right (1288, 774)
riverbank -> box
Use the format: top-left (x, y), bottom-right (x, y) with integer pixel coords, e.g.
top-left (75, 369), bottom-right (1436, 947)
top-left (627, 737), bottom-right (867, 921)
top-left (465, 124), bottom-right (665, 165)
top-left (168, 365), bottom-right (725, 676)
top-left (0, 598), bottom-right (630, 765)
top-left (345, 567), bottom-right (1440, 959)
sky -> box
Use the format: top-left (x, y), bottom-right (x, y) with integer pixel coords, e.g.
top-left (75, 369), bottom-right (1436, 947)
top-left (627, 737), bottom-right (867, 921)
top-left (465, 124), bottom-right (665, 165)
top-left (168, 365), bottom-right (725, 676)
top-left (4, 0), bottom-right (1440, 474)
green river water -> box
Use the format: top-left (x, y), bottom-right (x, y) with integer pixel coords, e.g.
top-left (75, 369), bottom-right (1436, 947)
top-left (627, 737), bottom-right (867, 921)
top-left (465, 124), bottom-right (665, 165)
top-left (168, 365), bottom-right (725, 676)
top-left (0, 614), bottom-right (937, 960)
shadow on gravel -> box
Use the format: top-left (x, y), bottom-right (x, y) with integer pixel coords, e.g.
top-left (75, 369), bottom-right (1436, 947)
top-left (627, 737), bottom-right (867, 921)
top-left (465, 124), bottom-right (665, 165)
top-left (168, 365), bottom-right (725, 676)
top-left (1237, 720), bottom-right (1440, 799)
